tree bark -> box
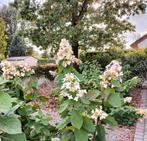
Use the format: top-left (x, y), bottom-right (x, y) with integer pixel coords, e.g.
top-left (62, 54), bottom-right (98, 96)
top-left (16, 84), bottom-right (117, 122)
top-left (71, 0), bottom-right (89, 58)
top-left (71, 38), bottom-right (79, 58)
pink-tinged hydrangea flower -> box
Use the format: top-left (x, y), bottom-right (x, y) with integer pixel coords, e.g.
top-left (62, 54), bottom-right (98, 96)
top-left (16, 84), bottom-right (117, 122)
top-left (56, 39), bottom-right (81, 67)
top-left (100, 60), bottom-right (123, 88)
top-left (60, 73), bottom-right (86, 101)
top-left (91, 106), bottom-right (108, 122)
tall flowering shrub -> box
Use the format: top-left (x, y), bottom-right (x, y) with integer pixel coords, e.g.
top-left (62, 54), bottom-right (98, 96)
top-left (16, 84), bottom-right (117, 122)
top-left (53, 39), bottom-right (138, 141)
top-left (0, 39), bottom-right (142, 141)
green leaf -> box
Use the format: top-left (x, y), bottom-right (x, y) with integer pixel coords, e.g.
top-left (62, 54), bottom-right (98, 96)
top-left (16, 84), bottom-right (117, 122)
top-left (111, 80), bottom-right (121, 87)
top-left (74, 129), bottom-right (88, 141)
top-left (105, 116), bottom-right (118, 126)
top-left (83, 116), bottom-right (95, 133)
top-left (0, 92), bottom-right (12, 113)
top-left (61, 131), bottom-right (75, 141)
top-left (2, 133), bottom-right (27, 141)
top-left (108, 93), bottom-right (122, 107)
top-left (96, 125), bottom-right (105, 141)
top-left (88, 90), bottom-right (101, 99)
top-left (39, 96), bottom-right (48, 102)
top-left (28, 78), bottom-right (38, 88)
top-left (74, 71), bottom-right (83, 80)
top-left (57, 117), bottom-right (70, 130)
top-left (92, 90), bottom-right (101, 97)
top-left (80, 97), bottom-right (90, 105)
top-left (6, 102), bottom-right (23, 116)
top-left (58, 100), bottom-right (69, 113)
top-left (0, 116), bottom-right (22, 134)
top-left (71, 111), bottom-right (83, 129)
top-left (0, 77), bottom-right (8, 85)
top-left (55, 74), bottom-right (64, 86)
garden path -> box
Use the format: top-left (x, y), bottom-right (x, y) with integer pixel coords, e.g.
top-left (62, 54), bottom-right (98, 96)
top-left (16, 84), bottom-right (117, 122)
top-left (134, 89), bottom-right (147, 141)
top-left (106, 88), bottom-right (144, 141)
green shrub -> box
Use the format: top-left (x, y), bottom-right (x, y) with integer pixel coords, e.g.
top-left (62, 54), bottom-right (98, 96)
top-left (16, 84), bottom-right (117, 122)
top-left (80, 60), bottom-right (101, 89)
top-left (80, 48), bottom-right (147, 78)
top-left (122, 76), bottom-right (141, 97)
top-left (111, 106), bottom-right (143, 126)
top-left (38, 58), bottom-right (55, 65)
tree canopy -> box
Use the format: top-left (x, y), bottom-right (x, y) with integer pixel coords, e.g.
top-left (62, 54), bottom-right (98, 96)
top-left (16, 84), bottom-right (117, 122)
top-left (0, 5), bottom-right (31, 57)
top-left (12, 0), bottom-right (147, 57)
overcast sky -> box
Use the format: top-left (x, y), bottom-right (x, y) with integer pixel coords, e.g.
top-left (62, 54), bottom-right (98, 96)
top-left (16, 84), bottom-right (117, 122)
top-left (0, 0), bottom-right (147, 47)
top-left (0, 0), bottom-right (12, 5)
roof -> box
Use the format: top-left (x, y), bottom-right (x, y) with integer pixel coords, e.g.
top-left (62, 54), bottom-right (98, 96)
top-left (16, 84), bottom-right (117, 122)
top-left (7, 56), bottom-right (37, 61)
top-left (130, 34), bottom-right (147, 48)
top-left (5, 56), bottom-right (38, 67)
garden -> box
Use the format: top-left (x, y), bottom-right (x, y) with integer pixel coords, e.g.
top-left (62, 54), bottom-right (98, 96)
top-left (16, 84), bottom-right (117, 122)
top-left (0, 0), bottom-right (147, 141)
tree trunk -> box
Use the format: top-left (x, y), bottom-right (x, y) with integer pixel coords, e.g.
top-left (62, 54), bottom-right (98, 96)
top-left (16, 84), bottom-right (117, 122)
top-left (71, 39), bottom-right (79, 58)
top-left (71, 0), bottom-right (89, 58)
top-left (71, 39), bottom-right (80, 71)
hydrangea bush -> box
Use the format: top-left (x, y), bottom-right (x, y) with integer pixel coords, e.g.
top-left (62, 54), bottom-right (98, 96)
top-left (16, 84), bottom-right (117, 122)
top-left (53, 39), bottom-right (143, 141)
top-left (0, 39), bottom-right (144, 141)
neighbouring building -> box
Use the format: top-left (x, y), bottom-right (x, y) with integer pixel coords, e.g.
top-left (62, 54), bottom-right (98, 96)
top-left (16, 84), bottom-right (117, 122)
top-left (130, 34), bottom-right (147, 49)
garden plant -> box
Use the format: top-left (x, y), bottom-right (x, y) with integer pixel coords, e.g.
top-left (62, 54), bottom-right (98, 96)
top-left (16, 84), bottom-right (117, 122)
top-left (0, 39), bottom-right (144, 141)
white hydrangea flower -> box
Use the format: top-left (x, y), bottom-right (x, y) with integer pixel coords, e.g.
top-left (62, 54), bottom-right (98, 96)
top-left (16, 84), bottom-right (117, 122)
top-left (60, 73), bottom-right (86, 101)
top-left (91, 106), bottom-right (108, 122)
top-left (100, 60), bottom-right (123, 88)
top-left (49, 70), bottom-right (56, 77)
top-left (124, 97), bottom-right (132, 103)
top-left (62, 73), bottom-right (80, 92)
top-left (77, 90), bottom-right (87, 98)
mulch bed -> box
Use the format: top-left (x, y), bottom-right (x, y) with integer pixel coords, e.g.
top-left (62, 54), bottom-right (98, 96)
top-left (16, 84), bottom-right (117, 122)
top-left (130, 88), bottom-right (142, 108)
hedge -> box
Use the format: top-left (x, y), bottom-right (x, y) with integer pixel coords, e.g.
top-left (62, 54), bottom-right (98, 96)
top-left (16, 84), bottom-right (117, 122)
top-left (80, 48), bottom-right (147, 78)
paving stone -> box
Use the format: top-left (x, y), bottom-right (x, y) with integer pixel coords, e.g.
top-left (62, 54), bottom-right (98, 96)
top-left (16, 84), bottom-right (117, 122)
top-left (134, 89), bottom-right (147, 141)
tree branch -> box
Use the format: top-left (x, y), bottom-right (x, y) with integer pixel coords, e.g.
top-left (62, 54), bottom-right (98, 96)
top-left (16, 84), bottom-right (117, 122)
top-left (72, 0), bottom-right (89, 26)
top-left (77, 0), bottom-right (89, 23)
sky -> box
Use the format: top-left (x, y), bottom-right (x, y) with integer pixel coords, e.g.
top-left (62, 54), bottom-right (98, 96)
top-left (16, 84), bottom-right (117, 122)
top-left (0, 0), bottom-right (147, 47)
top-left (0, 0), bottom-right (12, 5)
top-left (124, 13), bottom-right (147, 47)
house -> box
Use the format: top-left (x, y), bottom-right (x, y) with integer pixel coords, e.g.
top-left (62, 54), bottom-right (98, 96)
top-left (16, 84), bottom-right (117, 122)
top-left (130, 34), bottom-right (147, 49)
top-left (6, 56), bottom-right (38, 67)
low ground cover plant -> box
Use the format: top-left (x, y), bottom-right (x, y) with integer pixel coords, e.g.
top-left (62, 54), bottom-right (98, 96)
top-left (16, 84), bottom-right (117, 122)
top-left (111, 106), bottom-right (143, 126)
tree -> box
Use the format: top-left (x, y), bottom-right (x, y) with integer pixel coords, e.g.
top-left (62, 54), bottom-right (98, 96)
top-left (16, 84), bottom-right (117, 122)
top-left (9, 36), bottom-right (26, 57)
top-left (0, 17), bottom-right (7, 59)
top-left (0, 5), bottom-right (28, 57)
top-left (12, 0), bottom-right (147, 57)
